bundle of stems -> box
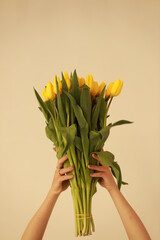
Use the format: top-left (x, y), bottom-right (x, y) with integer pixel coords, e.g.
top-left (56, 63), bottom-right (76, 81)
top-left (34, 69), bottom-right (132, 236)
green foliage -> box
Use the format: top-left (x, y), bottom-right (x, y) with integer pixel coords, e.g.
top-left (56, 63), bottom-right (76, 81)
top-left (61, 73), bottom-right (70, 126)
top-left (63, 90), bottom-right (87, 129)
top-left (91, 86), bottom-right (105, 130)
top-left (56, 77), bottom-right (66, 127)
top-left (34, 87), bottom-right (49, 122)
top-left (63, 89), bottom-right (89, 166)
top-left (57, 124), bottom-right (77, 159)
top-left (74, 136), bottom-right (83, 151)
top-left (89, 126), bottom-right (110, 153)
top-left (109, 120), bottom-right (133, 128)
top-left (80, 84), bottom-right (92, 128)
top-left (70, 69), bottom-right (80, 105)
top-left (45, 118), bottom-right (58, 146)
top-left (45, 99), bottom-right (57, 119)
top-left (34, 70), bottom-right (133, 236)
top-left (98, 98), bottom-right (107, 129)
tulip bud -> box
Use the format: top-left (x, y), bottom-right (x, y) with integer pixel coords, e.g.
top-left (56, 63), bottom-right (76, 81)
top-left (64, 71), bottom-right (71, 91)
top-left (53, 76), bottom-right (62, 94)
top-left (78, 77), bottom-right (85, 87)
top-left (78, 77), bottom-right (85, 93)
top-left (105, 82), bottom-right (114, 98)
top-left (91, 81), bottom-right (99, 96)
top-left (86, 74), bottom-right (93, 88)
top-left (42, 87), bottom-right (49, 101)
top-left (98, 81), bottom-right (106, 95)
top-left (110, 79), bottom-right (123, 97)
top-left (46, 81), bottom-right (56, 100)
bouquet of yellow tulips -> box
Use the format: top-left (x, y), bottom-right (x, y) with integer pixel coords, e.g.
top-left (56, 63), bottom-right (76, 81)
top-left (34, 69), bottom-right (132, 237)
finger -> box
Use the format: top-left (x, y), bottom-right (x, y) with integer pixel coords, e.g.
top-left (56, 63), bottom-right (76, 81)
top-left (90, 172), bottom-right (104, 178)
top-left (59, 166), bottom-right (74, 175)
top-left (57, 154), bottom-right (68, 169)
top-left (88, 164), bottom-right (105, 172)
top-left (60, 174), bottom-right (74, 182)
top-left (92, 153), bottom-right (103, 165)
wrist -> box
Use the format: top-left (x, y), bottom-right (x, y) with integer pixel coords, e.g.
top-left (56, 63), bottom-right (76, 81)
top-left (49, 188), bottom-right (61, 198)
top-left (108, 185), bottom-right (120, 199)
top-left (105, 184), bottom-right (119, 194)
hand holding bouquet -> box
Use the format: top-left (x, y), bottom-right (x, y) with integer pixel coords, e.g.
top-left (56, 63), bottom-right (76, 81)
top-left (34, 70), bottom-right (132, 236)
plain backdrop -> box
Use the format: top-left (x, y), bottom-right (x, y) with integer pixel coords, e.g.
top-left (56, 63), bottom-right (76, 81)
top-left (0, 0), bottom-right (160, 239)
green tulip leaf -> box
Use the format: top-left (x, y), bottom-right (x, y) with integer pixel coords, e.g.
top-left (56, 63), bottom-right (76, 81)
top-left (63, 90), bottom-right (87, 129)
top-left (122, 181), bottom-right (128, 185)
top-left (74, 136), bottom-right (83, 151)
top-left (91, 86), bottom-right (105, 130)
top-left (70, 69), bottom-right (80, 105)
top-left (61, 73), bottom-right (70, 126)
top-left (45, 99), bottom-right (57, 119)
top-left (89, 126), bottom-right (110, 153)
top-left (34, 87), bottom-right (50, 122)
top-left (99, 98), bottom-right (107, 129)
top-left (45, 118), bottom-right (58, 146)
top-left (109, 120), bottom-right (134, 128)
top-left (57, 124), bottom-right (77, 159)
top-left (80, 84), bottom-right (92, 128)
top-left (55, 77), bottom-right (66, 127)
top-left (63, 90), bottom-right (90, 166)
top-left (61, 72), bottom-right (68, 91)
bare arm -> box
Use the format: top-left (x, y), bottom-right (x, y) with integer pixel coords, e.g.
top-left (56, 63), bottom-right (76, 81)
top-left (88, 153), bottom-right (151, 240)
top-left (21, 154), bottom-right (74, 240)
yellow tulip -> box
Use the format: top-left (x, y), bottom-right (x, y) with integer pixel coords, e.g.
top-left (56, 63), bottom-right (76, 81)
top-left (91, 81), bottom-right (99, 96)
top-left (86, 74), bottom-right (100, 97)
top-left (78, 77), bottom-right (85, 93)
top-left (110, 79), bottom-right (123, 97)
top-left (64, 71), bottom-right (71, 90)
top-left (53, 76), bottom-right (62, 94)
top-left (42, 87), bottom-right (49, 101)
top-left (105, 82), bottom-right (114, 98)
top-left (78, 77), bottom-right (85, 87)
top-left (86, 74), bottom-right (93, 88)
top-left (46, 81), bottom-right (56, 100)
top-left (97, 81), bottom-right (106, 95)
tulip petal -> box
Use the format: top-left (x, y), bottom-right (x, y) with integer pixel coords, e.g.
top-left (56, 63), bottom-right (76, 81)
top-left (46, 81), bottom-right (56, 100)
top-left (53, 76), bottom-right (62, 94)
top-left (98, 81), bottom-right (106, 95)
top-left (105, 82), bottom-right (114, 98)
top-left (42, 88), bottom-right (49, 101)
top-left (91, 81), bottom-right (99, 96)
top-left (110, 79), bottom-right (123, 97)
top-left (64, 71), bottom-right (71, 90)
top-left (115, 81), bottom-right (123, 96)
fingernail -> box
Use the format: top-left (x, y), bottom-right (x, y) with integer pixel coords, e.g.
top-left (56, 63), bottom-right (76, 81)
top-left (88, 165), bottom-right (90, 168)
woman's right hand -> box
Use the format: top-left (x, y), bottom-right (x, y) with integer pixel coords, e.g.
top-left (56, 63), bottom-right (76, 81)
top-left (50, 152), bottom-right (74, 195)
top-left (88, 152), bottom-right (118, 192)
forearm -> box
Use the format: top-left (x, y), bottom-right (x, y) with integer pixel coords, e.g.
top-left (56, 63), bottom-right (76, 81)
top-left (109, 187), bottom-right (151, 240)
top-left (21, 189), bottom-right (60, 240)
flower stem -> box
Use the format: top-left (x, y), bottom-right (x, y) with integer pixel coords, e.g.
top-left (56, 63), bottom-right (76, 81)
top-left (106, 97), bottom-right (113, 125)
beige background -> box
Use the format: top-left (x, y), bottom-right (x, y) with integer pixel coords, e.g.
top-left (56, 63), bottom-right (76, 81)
top-left (0, 0), bottom-right (160, 239)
